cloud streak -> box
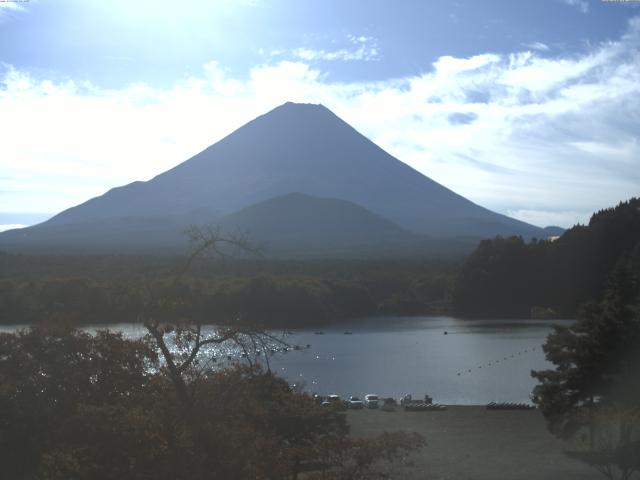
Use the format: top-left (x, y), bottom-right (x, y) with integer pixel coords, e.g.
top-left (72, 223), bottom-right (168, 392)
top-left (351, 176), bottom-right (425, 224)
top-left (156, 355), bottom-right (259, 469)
top-left (562, 0), bottom-right (590, 14)
top-left (1, 18), bottom-right (639, 228)
top-left (291, 35), bottom-right (380, 62)
top-left (0, 1), bottom-right (28, 22)
top-left (522, 42), bottom-right (550, 52)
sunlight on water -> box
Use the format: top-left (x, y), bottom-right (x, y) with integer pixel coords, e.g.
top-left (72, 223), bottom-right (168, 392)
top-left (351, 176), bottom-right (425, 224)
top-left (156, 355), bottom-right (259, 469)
top-left (1, 316), bottom-right (571, 405)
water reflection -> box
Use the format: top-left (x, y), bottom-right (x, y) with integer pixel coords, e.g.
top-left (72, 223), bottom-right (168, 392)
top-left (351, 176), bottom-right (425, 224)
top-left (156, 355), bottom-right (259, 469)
top-left (1, 316), bottom-right (571, 405)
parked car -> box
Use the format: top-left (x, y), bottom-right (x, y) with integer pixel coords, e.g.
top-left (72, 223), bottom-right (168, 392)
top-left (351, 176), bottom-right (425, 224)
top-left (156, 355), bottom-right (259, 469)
top-left (347, 395), bottom-right (364, 409)
top-left (321, 394), bottom-right (344, 408)
top-left (364, 394), bottom-right (379, 408)
top-left (381, 397), bottom-right (397, 412)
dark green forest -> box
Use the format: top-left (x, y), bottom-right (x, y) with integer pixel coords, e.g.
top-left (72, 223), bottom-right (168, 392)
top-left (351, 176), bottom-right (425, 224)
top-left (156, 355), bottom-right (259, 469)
top-left (0, 255), bottom-right (457, 327)
top-left (453, 198), bottom-right (640, 318)
top-left (3, 197), bottom-right (640, 325)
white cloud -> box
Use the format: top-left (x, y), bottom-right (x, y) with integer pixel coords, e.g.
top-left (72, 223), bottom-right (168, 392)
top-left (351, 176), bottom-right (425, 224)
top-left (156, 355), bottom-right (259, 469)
top-left (0, 224), bottom-right (27, 233)
top-left (506, 209), bottom-right (590, 229)
top-left (522, 42), bottom-right (550, 52)
top-left (0, 2), bottom-right (26, 11)
top-left (2, 18), bottom-right (640, 228)
top-left (291, 34), bottom-right (380, 62)
top-left (562, 0), bottom-right (590, 14)
top-left (0, 1), bottom-right (27, 22)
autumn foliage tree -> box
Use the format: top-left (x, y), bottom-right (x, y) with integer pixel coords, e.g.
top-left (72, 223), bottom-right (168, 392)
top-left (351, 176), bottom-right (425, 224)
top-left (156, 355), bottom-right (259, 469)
top-left (0, 325), bottom-right (424, 480)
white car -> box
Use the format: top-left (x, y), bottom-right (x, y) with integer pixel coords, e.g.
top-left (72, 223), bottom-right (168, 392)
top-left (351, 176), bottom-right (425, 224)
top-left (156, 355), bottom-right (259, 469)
top-left (364, 394), bottom-right (379, 408)
top-left (321, 394), bottom-right (343, 407)
top-left (347, 396), bottom-right (364, 409)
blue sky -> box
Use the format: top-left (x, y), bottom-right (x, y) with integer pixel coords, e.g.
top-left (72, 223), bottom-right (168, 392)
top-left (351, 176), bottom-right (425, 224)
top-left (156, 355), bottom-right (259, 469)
top-left (1, 0), bottom-right (639, 230)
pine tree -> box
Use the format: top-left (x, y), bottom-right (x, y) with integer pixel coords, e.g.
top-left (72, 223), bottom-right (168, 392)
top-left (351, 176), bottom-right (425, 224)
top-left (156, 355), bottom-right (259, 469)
top-left (531, 261), bottom-right (640, 479)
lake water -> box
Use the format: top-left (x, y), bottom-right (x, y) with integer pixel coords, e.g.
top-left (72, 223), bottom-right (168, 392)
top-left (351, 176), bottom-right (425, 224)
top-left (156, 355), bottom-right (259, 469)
top-left (1, 316), bottom-right (569, 405)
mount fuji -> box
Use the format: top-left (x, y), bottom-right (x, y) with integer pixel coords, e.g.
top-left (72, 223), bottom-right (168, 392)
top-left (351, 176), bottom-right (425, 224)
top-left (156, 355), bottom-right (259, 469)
top-left (0, 102), bottom-right (555, 256)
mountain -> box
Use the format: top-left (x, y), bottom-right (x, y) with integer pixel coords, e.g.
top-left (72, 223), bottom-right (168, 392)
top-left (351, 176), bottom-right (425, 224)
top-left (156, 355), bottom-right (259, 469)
top-left (0, 193), bottom-right (471, 257)
top-left (542, 226), bottom-right (565, 237)
top-left (221, 192), bottom-right (411, 244)
top-left (0, 101), bottom-right (551, 255)
top-left (217, 192), bottom-right (453, 257)
top-left (0, 216), bottom-right (188, 254)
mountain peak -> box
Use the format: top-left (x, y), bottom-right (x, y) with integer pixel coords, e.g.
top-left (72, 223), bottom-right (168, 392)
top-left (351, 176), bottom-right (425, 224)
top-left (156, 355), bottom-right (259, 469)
top-left (280, 101), bottom-right (327, 110)
top-left (264, 101), bottom-right (335, 121)
top-left (0, 102), bottom-right (548, 255)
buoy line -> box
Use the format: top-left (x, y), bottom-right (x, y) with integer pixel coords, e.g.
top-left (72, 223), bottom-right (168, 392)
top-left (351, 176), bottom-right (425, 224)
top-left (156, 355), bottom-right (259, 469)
top-left (455, 346), bottom-right (539, 376)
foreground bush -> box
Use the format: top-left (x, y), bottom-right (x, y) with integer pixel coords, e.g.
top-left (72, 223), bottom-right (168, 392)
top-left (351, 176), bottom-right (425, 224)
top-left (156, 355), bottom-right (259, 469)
top-left (0, 326), bottom-right (423, 479)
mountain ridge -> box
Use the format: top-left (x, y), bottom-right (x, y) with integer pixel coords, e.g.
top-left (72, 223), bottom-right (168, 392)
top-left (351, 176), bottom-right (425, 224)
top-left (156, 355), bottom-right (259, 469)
top-left (0, 102), bottom-right (555, 256)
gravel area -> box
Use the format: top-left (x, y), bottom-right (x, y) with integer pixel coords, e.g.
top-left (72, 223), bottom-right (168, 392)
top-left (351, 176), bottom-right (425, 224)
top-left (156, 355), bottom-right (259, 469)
top-left (347, 406), bottom-right (602, 480)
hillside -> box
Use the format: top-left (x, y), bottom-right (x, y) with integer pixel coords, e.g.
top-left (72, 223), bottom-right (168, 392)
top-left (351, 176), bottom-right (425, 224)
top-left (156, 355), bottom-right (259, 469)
top-left (452, 197), bottom-right (640, 318)
top-left (218, 192), bottom-right (418, 256)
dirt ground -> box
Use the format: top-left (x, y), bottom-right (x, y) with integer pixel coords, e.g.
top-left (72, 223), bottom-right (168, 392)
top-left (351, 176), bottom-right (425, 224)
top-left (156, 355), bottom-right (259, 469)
top-left (346, 406), bottom-right (603, 480)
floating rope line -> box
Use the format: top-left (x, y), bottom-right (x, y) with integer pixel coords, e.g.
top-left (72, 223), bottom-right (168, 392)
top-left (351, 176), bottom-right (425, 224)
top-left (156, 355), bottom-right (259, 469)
top-left (455, 346), bottom-right (539, 376)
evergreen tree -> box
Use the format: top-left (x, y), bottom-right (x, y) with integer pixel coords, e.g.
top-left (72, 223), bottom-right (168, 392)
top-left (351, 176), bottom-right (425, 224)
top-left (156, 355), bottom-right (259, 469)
top-left (531, 262), bottom-right (640, 479)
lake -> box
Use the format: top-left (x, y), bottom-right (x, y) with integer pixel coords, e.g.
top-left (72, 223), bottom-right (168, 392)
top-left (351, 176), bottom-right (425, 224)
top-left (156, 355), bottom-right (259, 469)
top-left (2, 316), bottom-right (569, 405)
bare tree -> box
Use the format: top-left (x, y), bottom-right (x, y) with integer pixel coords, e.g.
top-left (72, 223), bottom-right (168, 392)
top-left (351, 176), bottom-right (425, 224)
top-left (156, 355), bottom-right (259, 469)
top-left (139, 225), bottom-right (285, 407)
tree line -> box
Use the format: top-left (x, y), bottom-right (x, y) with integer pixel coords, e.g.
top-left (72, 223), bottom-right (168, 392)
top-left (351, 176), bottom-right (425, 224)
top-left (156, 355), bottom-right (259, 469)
top-left (453, 198), bottom-right (640, 318)
top-left (0, 257), bottom-right (457, 327)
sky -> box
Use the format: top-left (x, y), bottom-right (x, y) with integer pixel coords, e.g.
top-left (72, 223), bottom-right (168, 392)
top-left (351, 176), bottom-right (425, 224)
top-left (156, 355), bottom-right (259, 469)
top-left (1, 0), bottom-right (639, 231)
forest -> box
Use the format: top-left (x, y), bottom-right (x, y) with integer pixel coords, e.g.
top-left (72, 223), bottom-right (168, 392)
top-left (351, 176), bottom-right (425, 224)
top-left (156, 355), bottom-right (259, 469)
top-left (0, 254), bottom-right (457, 327)
top-left (3, 197), bottom-right (639, 326)
top-left (453, 198), bottom-right (640, 318)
